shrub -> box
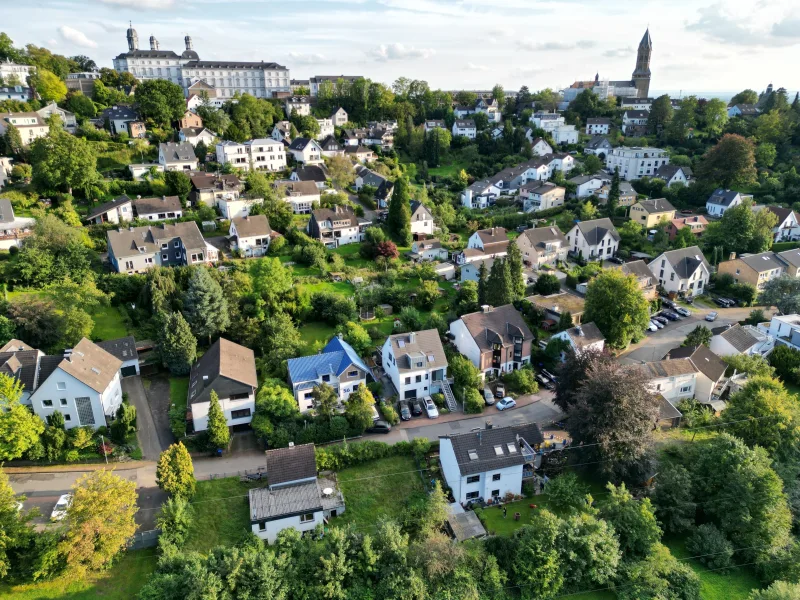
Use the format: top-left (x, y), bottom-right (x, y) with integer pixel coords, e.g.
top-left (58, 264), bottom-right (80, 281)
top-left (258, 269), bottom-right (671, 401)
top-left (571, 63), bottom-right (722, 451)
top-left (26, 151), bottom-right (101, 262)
top-left (503, 368), bottom-right (539, 395)
top-left (431, 393), bottom-right (445, 408)
top-left (464, 388), bottom-right (484, 414)
top-left (380, 402), bottom-right (399, 425)
top-left (686, 524), bottom-right (734, 570)
top-left (544, 472), bottom-right (589, 512)
top-left (314, 438), bottom-right (426, 471)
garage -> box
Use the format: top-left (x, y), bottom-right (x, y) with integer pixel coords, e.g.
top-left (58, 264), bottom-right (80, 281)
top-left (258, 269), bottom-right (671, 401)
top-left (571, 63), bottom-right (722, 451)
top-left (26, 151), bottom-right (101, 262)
top-left (121, 365), bottom-right (138, 377)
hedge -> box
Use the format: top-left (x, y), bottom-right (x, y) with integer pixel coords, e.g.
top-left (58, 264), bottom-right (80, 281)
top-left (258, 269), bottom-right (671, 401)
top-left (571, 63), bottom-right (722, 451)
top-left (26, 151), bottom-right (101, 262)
top-left (315, 437), bottom-right (434, 471)
top-left (772, 241), bottom-right (800, 252)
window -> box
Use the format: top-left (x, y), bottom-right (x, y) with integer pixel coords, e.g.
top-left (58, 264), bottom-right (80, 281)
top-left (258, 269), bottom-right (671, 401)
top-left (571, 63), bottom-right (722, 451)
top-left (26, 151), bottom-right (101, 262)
top-left (405, 377), bottom-right (411, 384)
top-left (466, 491), bottom-right (480, 500)
top-left (415, 375), bottom-right (422, 383)
top-left (64, 414), bottom-right (71, 421)
top-left (492, 473), bottom-right (501, 481)
top-left (300, 513), bottom-right (315, 523)
top-left (57, 382), bottom-right (66, 391)
top-left (231, 408), bottom-right (251, 419)
top-left (322, 374), bottom-right (330, 382)
top-left (466, 475), bottom-right (480, 484)
top-left (75, 397), bottom-right (95, 425)
top-left (59, 398), bottom-right (68, 406)
top-left (174, 241), bottom-right (180, 248)
top-left (348, 370), bottom-right (358, 377)
top-left (42, 399), bottom-right (53, 407)
top-left (680, 385), bottom-right (692, 393)
top-left (162, 254), bottom-right (168, 260)
top-left (491, 489), bottom-right (500, 497)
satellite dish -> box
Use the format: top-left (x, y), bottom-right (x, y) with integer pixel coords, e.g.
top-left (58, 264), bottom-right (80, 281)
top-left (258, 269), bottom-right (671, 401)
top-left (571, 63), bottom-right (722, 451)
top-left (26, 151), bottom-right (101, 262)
top-left (322, 487), bottom-right (333, 496)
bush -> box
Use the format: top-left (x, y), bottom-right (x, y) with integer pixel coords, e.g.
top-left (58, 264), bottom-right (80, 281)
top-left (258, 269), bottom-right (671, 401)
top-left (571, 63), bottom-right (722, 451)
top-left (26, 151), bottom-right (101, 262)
top-left (463, 388), bottom-right (484, 414)
top-left (503, 368), bottom-right (539, 395)
top-left (314, 438), bottom-right (426, 471)
top-left (686, 524), bottom-right (734, 570)
top-left (380, 402), bottom-right (399, 425)
top-left (431, 393), bottom-right (445, 408)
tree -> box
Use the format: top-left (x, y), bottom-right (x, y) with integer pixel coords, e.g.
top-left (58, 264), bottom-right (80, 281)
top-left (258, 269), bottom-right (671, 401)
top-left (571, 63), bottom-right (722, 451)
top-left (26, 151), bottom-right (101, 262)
top-left (206, 390), bottom-right (230, 450)
top-left (416, 279), bottom-right (440, 310)
top-left (260, 311), bottom-right (303, 377)
top-left (0, 373), bottom-right (45, 461)
top-left (730, 89), bottom-right (759, 106)
top-left (486, 258), bottom-right (513, 307)
top-left (583, 154), bottom-right (603, 174)
top-left (29, 128), bottom-right (98, 195)
top-left (2, 123), bottom-right (23, 156)
top-left (326, 154), bottom-right (356, 190)
top-left (724, 353), bottom-right (776, 378)
top-left (164, 171), bottom-right (192, 201)
top-left (254, 381), bottom-right (298, 421)
top-left (477, 260), bottom-right (489, 305)
top-left (312, 383), bottom-right (338, 422)
top-left (769, 344), bottom-right (800, 383)
top-left (65, 92), bottom-right (96, 118)
top-left (557, 512), bottom-right (621, 589)
top-left (724, 376), bottom-right (800, 459)
top-left (682, 325), bottom-right (712, 347)
top-left (761, 276), bottom-right (800, 314)
top-left (183, 267), bottom-right (230, 343)
top-left (158, 312), bottom-right (197, 375)
top-left (607, 167), bottom-right (620, 216)
top-left (449, 354), bottom-right (482, 395)
top-left (506, 241), bottom-right (525, 300)
top-left (617, 543), bottom-right (700, 600)
top-left (156, 442), bottom-right (196, 499)
top-left (754, 110), bottom-right (791, 146)
top-left (456, 280), bottom-right (479, 315)
top-left (111, 402), bottom-right (137, 443)
top-left (579, 201), bottom-right (598, 221)
top-left (584, 269), bottom-right (650, 349)
top-left (704, 199), bottom-right (776, 256)
top-left (702, 98), bottom-right (729, 136)
top-left (387, 177), bottom-right (412, 245)
top-left (755, 142), bottom-right (778, 168)
top-left (647, 95), bottom-right (673, 134)
top-left (250, 256), bottom-right (293, 311)
top-left (544, 472), bottom-right (589, 513)
top-left (555, 351), bottom-right (659, 476)
top-left (156, 496), bottom-right (193, 547)
top-left (1, 466), bottom-right (36, 579)
top-left (345, 383), bottom-right (376, 432)
top-left (600, 483), bottom-right (661, 558)
top-left (667, 96), bottom-right (698, 142)
top-left (533, 273), bottom-right (561, 295)
top-left (510, 512), bottom-right (564, 599)
top-left (651, 463), bottom-right (696, 534)
top-left (7, 298), bottom-right (65, 352)
top-left (697, 134), bottom-right (757, 188)
top-left (672, 226), bottom-right (697, 249)
top-left (749, 582), bottom-right (800, 600)
top-left (31, 68), bottom-right (66, 102)
top-left (135, 79), bottom-right (186, 127)
top-left (59, 470), bottom-right (138, 575)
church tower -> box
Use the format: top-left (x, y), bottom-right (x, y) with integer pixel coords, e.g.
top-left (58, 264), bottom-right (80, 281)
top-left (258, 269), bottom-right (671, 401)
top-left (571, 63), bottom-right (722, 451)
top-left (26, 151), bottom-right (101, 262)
top-left (126, 22), bottom-right (138, 52)
top-left (632, 28), bottom-right (652, 98)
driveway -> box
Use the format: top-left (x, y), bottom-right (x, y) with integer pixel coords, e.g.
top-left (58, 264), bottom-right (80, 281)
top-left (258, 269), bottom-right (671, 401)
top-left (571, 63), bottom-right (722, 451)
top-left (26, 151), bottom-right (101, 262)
top-left (123, 376), bottom-right (166, 460)
top-left (347, 191), bottom-right (379, 222)
top-left (141, 376), bottom-right (175, 453)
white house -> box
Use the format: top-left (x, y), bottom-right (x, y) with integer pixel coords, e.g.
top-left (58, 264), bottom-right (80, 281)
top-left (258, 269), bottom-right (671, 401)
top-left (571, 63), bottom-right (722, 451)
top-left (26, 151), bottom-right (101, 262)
top-left (83, 195), bottom-right (134, 225)
top-left (706, 189), bottom-right (752, 217)
top-left (664, 345), bottom-right (728, 406)
top-left (187, 338), bottom-right (258, 433)
top-left (290, 164), bottom-right (328, 190)
top-left (620, 97), bottom-right (653, 111)
top-left (215, 139), bottom-right (286, 172)
top-left (550, 323), bottom-right (605, 361)
top-left (315, 117), bottom-right (334, 140)
top-left (98, 105), bottom-right (140, 137)
top-left (566, 218), bottom-right (620, 259)
top-left (476, 97), bottom-right (502, 123)
top-left (584, 136), bottom-right (613, 157)
top-left (133, 196), bottom-right (183, 221)
top-left (648, 246), bottom-right (710, 295)
top-left (515, 226), bottom-right (568, 270)
top-left (410, 201), bottom-right (435, 236)
top-left (527, 136), bottom-right (554, 156)
top-left (307, 206), bottom-right (369, 248)
top-left (530, 112), bottom-right (564, 130)
top-left (636, 359), bottom-right (698, 407)
top-left (249, 444), bottom-right (344, 543)
top-left (179, 126), bottom-right (216, 147)
top-left (271, 120), bottom-right (293, 142)
top-left (286, 336), bottom-right (372, 412)
top-left (331, 107), bottom-right (348, 127)
top-left (0, 112), bottom-right (48, 146)
top-left (158, 142), bottom-right (198, 172)
top-left (621, 110), bottom-right (649, 135)
top-left (287, 137), bottom-right (323, 165)
top-left (460, 180), bottom-right (503, 209)
top-left (424, 120), bottom-right (446, 133)
top-left (468, 227), bottom-right (510, 257)
top-left (568, 173), bottom-right (611, 198)
top-left (452, 119), bottom-right (477, 139)
top-left (229, 215), bottom-right (272, 257)
top-left (285, 96), bottom-right (311, 116)
top-left (727, 104), bottom-right (759, 118)
top-left (656, 164), bottom-right (693, 188)
top-left (585, 118), bottom-right (610, 135)
top-left (409, 238), bottom-right (448, 262)
top-left (28, 338), bottom-right (124, 431)
top-left (605, 146), bottom-right (670, 181)
top-left (519, 182), bottom-right (565, 213)
top-left (217, 196), bottom-right (264, 220)
top-left (36, 102), bottom-right (77, 132)
top-left (278, 180), bottom-right (320, 214)
top-left (382, 330), bottom-right (448, 401)
top-left (128, 163), bottom-right (165, 181)
top-left (449, 304), bottom-right (534, 376)
top-left (0, 85), bottom-right (30, 102)
top-left (460, 258), bottom-right (494, 283)
top-left (713, 323), bottom-right (774, 357)
top-left (439, 422), bottom-right (543, 504)
top-left (758, 315), bottom-right (800, 353)
top-left (754, 206), bottom-right (800, 242)
top-left (96, 336), bottom-right (141, 378)
top-left (551, 124), bottom-right (579, 145)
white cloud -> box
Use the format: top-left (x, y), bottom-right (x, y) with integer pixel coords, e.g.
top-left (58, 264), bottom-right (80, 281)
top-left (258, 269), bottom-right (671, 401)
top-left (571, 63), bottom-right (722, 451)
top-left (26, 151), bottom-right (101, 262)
top-left (367, 43), bottom-right (435, 61)
top-left (518, 40), bottom-right (596, 51)
top-left (602, 46), bottom-right (633, 58)
top-left (771, 16), bottom-right (800, 39)
top-left (96, 0), bottom-right (175, 9)
top-left (288, 52), bottom-right (332, 65)
top-left (686, 3), bottom-right (800, 46)
top-left (58, 25), bottom-right (98, 48)
top-left (466, 62), bottom-right (489, 71)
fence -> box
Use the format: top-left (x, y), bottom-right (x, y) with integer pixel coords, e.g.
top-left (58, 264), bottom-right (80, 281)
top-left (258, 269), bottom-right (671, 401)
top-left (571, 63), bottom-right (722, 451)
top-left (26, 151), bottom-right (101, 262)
top-left (129, 529), bottom-right (161, 550)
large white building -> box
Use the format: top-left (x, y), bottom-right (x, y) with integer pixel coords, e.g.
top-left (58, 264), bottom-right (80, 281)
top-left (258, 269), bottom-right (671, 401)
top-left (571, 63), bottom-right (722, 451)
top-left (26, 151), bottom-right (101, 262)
top-left (0, 112), bottom-right (48, 146)
top-left (605, 147), bottom-right (670, 181)
top-left (215, 139), bottom-right (286, 172)
top-left (0, 61), bottom-right (34, 84)
top-left (112, 26), bottom-right (290, 99)
top-left (648, 246), bottom-right (710, 296)
top-left (566, 218), bottom-right (620, 260)
top-left (382, 330), bottom-right (448, 401)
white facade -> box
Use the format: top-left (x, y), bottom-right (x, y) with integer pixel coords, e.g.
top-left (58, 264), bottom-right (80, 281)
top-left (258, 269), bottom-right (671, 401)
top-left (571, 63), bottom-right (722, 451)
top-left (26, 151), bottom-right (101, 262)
top-left (218, 196), bottom-right (264, 219)
top-left (285, 97), bottom-right (311, 116)
top-left (129, 163), bottom-right (165, 181)
top-left (288, 139), bottom-right (324, 165)
top-left (316, 118), bottom-right (334, 139)
top-left (0, 112), bottom-right (48, 146)
top-left (529, 137), bottom-right (554, 156)
top-left (606, 146), bottom-right (669, 181)
top-left (0, 61), bottom-right (34, 83)
top-left (215, 139), bottom-right (286, 172)
top-left (410, 203), bottom-right (435, 236)
top-left (331, 107), bottom-right (348, 126)
top-left (439, 438), bottom-right (524, 504)
top-left (452, 121), bottom-right (477, 139)
top-left (759, 315), bottom-right (800, 352)
top-left (645, 369), bottom-right (697, 405)
top-left (585, 121), bottom-right (610, 135)
top-left (191, 393), bottom-right (255, 432)
top-left (460, 181), bottom-right (502, 209)
top-left (570, 174), bottom-right (612, 198)
top-left (381, 331), bottom-right (447, 401)
top-left (229, 218), bottom-right (271, 257)
top-left (649, 248), bottom-right (710, 295)
top-left (36, 102), bottom-right (77, 132)
top-left (251, 507), bottom-right (324, 544)
top-left (551, 124), bottom-right (579, 145)
top-left (566, 221), bottom-right (619, 259)
top-left (158, 144), bottom-right (198, 172)
top-left (179, 127), bottom-right (216, 147)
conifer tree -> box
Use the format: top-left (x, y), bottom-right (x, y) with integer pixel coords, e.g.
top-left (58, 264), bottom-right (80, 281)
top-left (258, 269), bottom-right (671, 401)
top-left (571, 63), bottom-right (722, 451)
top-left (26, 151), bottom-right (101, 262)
top-left (607, 167), bottom-right (620, 217)
top-left (477, 261), bottom-right (489, 306)
top-left (207, 390), bottom-right (230, 450)
top-left (183, 267), bottom-right (230, 343)
top-left (487, 258), bottom-right (513, 306)
top-left (156, 442), bottom-right (196, 499)
top-left (387, 177), bottom-right (412, 246)
top-left (506, 242), bottom-right (525, 300)
top-left (159, 312), bottom-right (197, 375)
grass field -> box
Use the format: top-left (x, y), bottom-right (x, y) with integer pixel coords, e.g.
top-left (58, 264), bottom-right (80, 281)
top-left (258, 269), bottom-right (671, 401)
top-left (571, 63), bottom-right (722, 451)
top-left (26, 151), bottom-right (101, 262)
top-left (334, 455), bottom-right (426, 530)
top-left (183, 477), bottom-right (264, 554)
top-left (428, 157), bottom-right (470, 178)
top-left (90, 304), bottom-right (129, 341)
top-left (298, 321), bottom-right (338, 354)
top-left (0, 549), bottom-right (158, 600)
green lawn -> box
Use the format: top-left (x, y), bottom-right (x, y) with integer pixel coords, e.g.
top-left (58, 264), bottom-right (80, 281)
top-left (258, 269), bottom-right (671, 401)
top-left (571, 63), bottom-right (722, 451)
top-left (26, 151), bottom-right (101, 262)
top-left (334, 455), bottom-right (426, 530)
top-left (298, 321), bottom-right (338, 354)
top-left (428, 157), bottom-right (470, 178)
top-left (168, 376), bottom-right (189, 437)
top-left (183, 477), bottom-right (264, 554)
top-left (90, 304), bottom-right (129, 341)
top-left (297, 280), bottom-right (356, 297)
top-left (0, 548), bottom-right (157, 600)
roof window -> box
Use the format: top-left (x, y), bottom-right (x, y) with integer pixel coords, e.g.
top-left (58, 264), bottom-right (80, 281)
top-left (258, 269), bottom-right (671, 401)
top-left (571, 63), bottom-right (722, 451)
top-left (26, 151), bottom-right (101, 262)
top-left (468, 450), bottom-right (479, 461)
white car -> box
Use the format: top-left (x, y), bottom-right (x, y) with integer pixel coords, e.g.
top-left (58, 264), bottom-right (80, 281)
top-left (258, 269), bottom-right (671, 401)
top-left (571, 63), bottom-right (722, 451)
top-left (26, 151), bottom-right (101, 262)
top-left (650, 319), bottom-right (664, 329)
top-left (50, 494), bottom-right (72, 521)
top-left (496, 397), bottom-right (517, 411)
top-left (423, 396), bottom-right (439, 419)
top-left (675, 307), bottom-right (691, 317)
top-left (706, 311), bottom-right (718, 322)
top-left (647, 321), bottom-right (658, 332)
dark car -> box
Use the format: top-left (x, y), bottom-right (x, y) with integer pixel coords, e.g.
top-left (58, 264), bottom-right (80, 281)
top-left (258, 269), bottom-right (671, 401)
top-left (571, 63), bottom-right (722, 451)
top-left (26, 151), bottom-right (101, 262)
top-left (661, 311), bottom-right (681, 321)
top-left (661, 298), bottom-right (676, 309)
top-left (607, 256), bottom-right (624, 265)
top-left (541, 369), bottom-right (558, 382)
top-left (399, 401), bottom-right (411, 421)
top-left (652, 315), bottom-right (669, 325)
top-left (410, 399), bottom-right (423, 416)
top-left (366, 420), bottom-right (392, 434)
top-left (714, 297), bottom-right (734, 308)
top-left (536, 373), bottom-right (554, 390)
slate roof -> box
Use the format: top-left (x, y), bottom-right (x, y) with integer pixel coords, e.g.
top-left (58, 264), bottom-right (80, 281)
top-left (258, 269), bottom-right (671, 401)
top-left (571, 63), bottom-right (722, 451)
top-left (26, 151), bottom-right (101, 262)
top-left (475, 227), bottom-right (509, 245)
top-left (459, 305), bottom-right (534, 353)
top-left (287, 336), bottom-right (372, 385)
top-left (232, 215), bottom-right (271, 238)
top-left (386, 329), bottom-right (447, 372)
top-left (288, 137), bottom-right (319, 151)
top-left (658, 395), bottom-right (683, 420)
top-left (707, 188), bottom-right (743, 207)
top-left (575, 218), bottom-right (620, 244)
top-left (736, 251), bottom-right (785, 273)
top-left (454, 119), bottom-right (476, 129)
top-left (636, 198), bottom-right (676, 214)
top-left (280, 180), bottom-right (319, 197)
top-left (180, 126), bottom-right (215, 139)
top-left (0, 348), bottom-right (42, 391)
top-left (189, 172), bottom-right (241, 192)
top-left (585, 136), bottom-right (611, 150)
top-left (717, 324), bottom-right (760, 353)
top-left (519, 226), bottom-right (568, 248)
top-left (638, 358), bottom-right (698, 379)
top-left (656, 164), bottom-right (692, 181)
top-left (563, 322), bottom-right (605, 348)
top-left (114, 49), bottom-right (181, 60)
top-left (133, 195), bottom-right (182, 216)
top-left (355, 166), bottom-right (387, 188)
top-left (95, 336), bottom-right (139, 363)
top-left (293, 164), bottom-right (328, 182)
top-left (249, 481), bottom-right (323, 521)
top-left (188, 338), bottom-right (258, 406)
top-left (311, 206), bottom-right (359, 229)
top-left (587, 118), bottom-right (611, 125)
top-left (159, 142), bottom-right (195, 163)
top-left (345, 145), bottom-right (372, 155)
top-left (57, 338), bottom-right (123, 393)
top-left (761, 205), bottom-right (794, 225)
top-left (319, 135), bottom-right (341, 151)
top-left (569, 173), bottom-right (609, 186)
top-left (184, 60), bottom-right (287, 70)
top-left (0, 198), bottom-right (14, 224)
top-left (265, 443), bottom-right (317, 488)
top-left (732, 104), bottom-right (759, 115)
top-left (528, 292), bottom-right (586, 317)
top-left (624, 109), bottom-right (650, 119)
top-left (343, 128), bottom-right (368, 140)
top-left (108, 222), bottom-right (208, 259)
top-left (84, 195), bottom-right (133, 221)
top-left (664, 345), bottom-right (727, 382)
top-left (660, 246), bottom-right (709, 279)
top-left (618, 259), bottom-right (656, 286)
top-left (777, 248), bottom-right (800, 269)
top-left (410, 200), bottom-right (432, 220)
top-left (443, 423), bottom-right (543, 476)
top-left (100, 105), bottom-right (138, 121)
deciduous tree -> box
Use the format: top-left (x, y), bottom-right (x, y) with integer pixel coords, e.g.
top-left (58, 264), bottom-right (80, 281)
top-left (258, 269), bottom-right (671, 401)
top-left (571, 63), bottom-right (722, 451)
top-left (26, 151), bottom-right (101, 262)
top-left (312, 383), bottom-right (338, 422)
top-left (600, 483), bottom-right (661, 558)
top-left (557, 511), bottom-right (621, 589)
top-left (682, 325), bottom-right (712, 347)
top-left (584, 269), bottom-right (650, 349)
top-left (135, 79), bottom-right (186, 127)
top-left (164, 171), bottom-right (192, 201)
top-left (345, 383), bottom-right (376, 432)
top-left (651, 463), bottom-right (696, 534)
top-left (30, 127), bottom-right (98, 196)
top-left (697, 134), bottom-right (757, 188)
top-left (511, 512), bottom-right (564, 599)
top-left (0, 373), bottom-right (45, 461)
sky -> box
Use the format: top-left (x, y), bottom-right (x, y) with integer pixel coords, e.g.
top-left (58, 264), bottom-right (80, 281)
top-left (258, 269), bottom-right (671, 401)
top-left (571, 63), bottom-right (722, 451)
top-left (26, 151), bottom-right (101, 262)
top-left (6, 0), bottom-right (800, 95)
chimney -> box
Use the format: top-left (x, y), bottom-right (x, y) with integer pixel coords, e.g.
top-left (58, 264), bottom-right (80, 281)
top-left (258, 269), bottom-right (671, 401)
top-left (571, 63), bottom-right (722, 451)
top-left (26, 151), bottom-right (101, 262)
top-left (576, 326), bottom-right (584, 336)
top-left (729, 252), bottom-right (736, 261)
top-left (482, 304), bottom-right (491, 313)
top-left (162, 195), bottom-right (166, 202)
top-left (408, 331), bottom-right (416, 344)
top-left (288, 441), bottom-right (294, 447)
top-left (485, 420), bottom-right (493, 430)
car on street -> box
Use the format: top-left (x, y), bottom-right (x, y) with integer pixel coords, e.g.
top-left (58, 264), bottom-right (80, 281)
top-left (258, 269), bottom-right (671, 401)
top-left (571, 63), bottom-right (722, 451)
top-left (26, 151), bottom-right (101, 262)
top-left (647, 321), bottom-right (658, 332)
top-left (706, 311), bottom-right (718, 322)
top-left (675, 307), bottom-right (691, 317)
top-left (410, 399), bottom-right (423, 416)
top-left (652, 316), bottom-right (668, 325)
top-left (494, 383), bottom-right (506, 398)
top-left (51, 494), bottom-right (72, 521)
top-left (483, 388), bottom-right (496, 405)
top-left (424, 396), bottom-right (439, 418)
top-left (399, 400), bottom-right (411, 421)
top-left (496, 397), bottom-right (517, 411)
top-left (366, 420), bottom-right (392, 434)
top-left (714, 297), bottom-right (735, 307)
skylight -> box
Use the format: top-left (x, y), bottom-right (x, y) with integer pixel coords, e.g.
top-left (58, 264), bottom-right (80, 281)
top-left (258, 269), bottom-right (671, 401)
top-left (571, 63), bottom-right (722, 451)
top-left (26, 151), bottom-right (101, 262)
top-left (494, 445), bottom-right (504, 456)
top-left (507, 443), bottom-right (518, 454)
top-left (427, 355), bottom-right (435, 362)
top-left (397, 340), bottom-right (405, 348)
top-left (468, 450), bottom-right (479, 461)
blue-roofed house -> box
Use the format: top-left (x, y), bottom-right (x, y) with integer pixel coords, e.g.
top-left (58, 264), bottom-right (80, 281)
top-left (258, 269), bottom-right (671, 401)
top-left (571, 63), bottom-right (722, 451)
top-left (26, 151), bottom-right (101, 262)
top-left (286, 335), bottom-right (373, 412)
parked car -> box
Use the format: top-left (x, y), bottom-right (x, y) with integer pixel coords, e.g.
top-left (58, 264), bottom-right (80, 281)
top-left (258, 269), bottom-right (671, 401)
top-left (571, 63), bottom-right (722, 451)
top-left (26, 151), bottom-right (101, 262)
top-left (683, 296), bottom-right (694, 304)
top-left (366, 420), bottom-right (392, 434)
top-left (675, 307), bottom-right (691, 317)
top-left (399, 400), bottom-right (411, 421)
top-left (650, 319), bottom-right (664, 330)
top-left (424, 396), bottom-right (439, 418)
top-left (652, 316), bottom-right (668, 325)
top-left (51, 494), bottom-right (72, 521)
top-left (661, 311), bottom-right (681, 321)
top-left (371, 405), bottom-right (380, 421)
top-left (535, 373), bottom-right (554, 390)
top-left (706, 311), bottom-right (718, 322)
top-left (410, 399), bottom-right (423, 416)
top-left (483, 388), bottom-right (496, 406)
top-left (497, 397), bottom-right (517, 411)
top-left (647, 321), bottom-right (659, 332)
top-left (542, 369), bottom-right (558, 383)
top-left (495, 383), bottom-right (506, 398)
top-left (607, 256), bottom-right (624, 265)
top-left (661, 297), bottom-right (676, 309)
top-left (714, 297), bottom-right (735, 307)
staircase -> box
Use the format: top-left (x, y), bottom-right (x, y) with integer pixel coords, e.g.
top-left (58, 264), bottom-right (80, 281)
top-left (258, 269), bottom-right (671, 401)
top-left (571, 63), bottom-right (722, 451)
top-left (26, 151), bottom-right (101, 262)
top-left (441, 379), bottom-right (459, 412)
